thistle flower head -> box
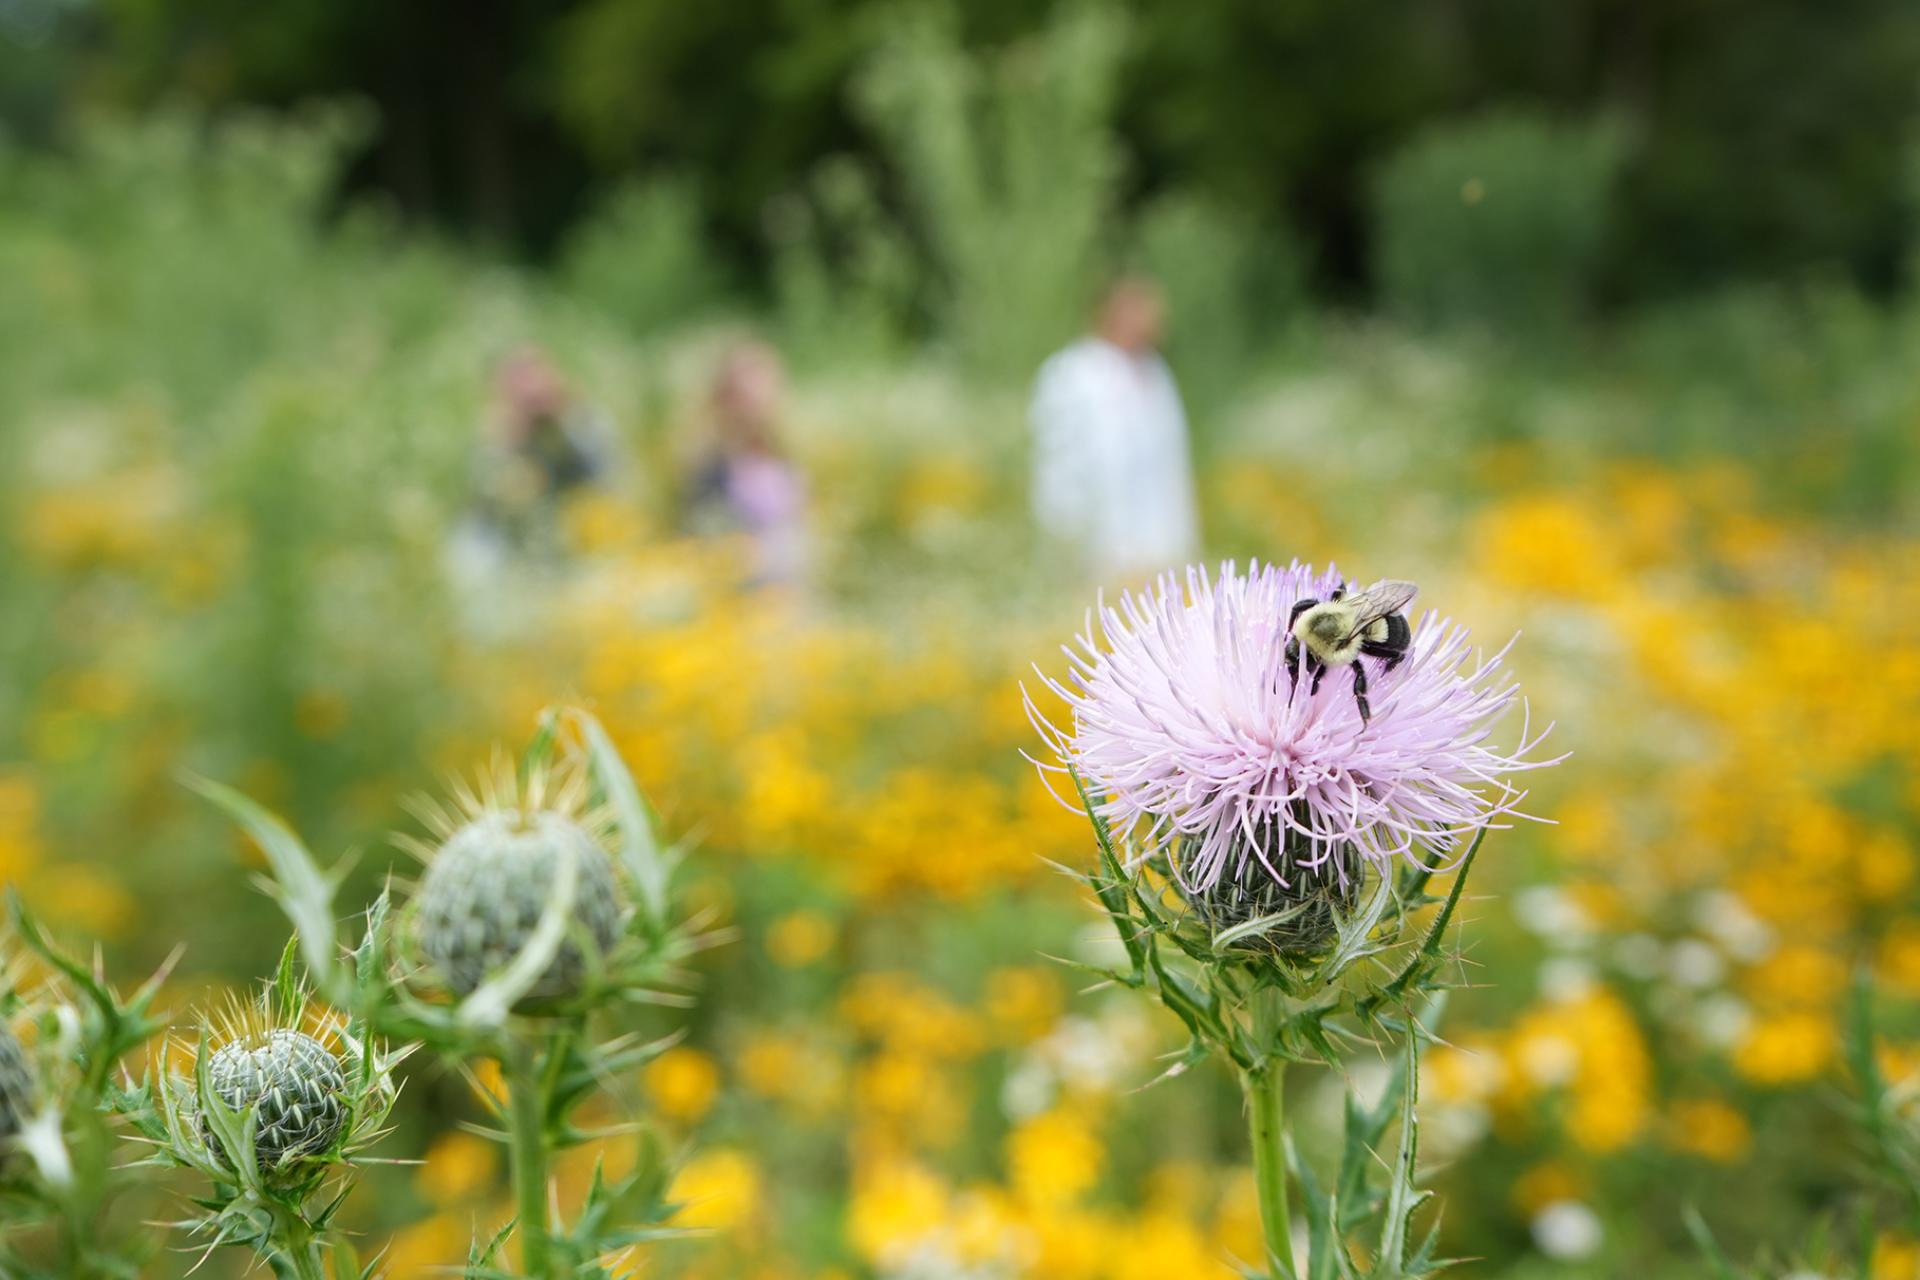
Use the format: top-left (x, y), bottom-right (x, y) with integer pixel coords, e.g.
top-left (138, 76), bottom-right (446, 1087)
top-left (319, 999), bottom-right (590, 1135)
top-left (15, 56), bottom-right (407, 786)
top-left (405, 756), bottom-right (626, 1006)
top-left (1030, 561), bottom-right (1557, 896)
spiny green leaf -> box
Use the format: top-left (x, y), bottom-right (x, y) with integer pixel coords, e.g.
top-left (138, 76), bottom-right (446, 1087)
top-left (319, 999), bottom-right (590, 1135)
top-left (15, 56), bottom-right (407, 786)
top-left (185, 775), bottom-right (340, 995)
top-left (1682, 1207), bottom-right (1748, 1280)
top-left (569, 708), bottom-right (675, 935)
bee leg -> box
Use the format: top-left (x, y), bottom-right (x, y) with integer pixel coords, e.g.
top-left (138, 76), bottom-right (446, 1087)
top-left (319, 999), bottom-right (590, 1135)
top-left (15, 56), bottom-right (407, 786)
top-left (1309, 660), bottom-right (1328, 695)
top-left (1350, 660), bottom-right (1372, 725)
top-left (1360, 639), bottom-right (1407, 671)
top-left (1284, 601), bottom-right (1316, 689)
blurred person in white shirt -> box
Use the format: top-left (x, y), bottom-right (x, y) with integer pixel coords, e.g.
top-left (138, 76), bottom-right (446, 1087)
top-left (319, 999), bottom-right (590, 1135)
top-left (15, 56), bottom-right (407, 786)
top-left (1029, 276), bottom-right (1200, 580)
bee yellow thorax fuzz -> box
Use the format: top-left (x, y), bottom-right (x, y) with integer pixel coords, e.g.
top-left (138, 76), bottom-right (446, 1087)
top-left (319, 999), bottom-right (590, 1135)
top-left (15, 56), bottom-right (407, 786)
top-left (1295, 606), bottom-right (1361, 663)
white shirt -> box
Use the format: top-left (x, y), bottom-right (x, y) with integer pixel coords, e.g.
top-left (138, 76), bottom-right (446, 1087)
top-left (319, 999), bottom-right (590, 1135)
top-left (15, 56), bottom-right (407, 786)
top-left (1030, 338), bottom-right (1200, 578)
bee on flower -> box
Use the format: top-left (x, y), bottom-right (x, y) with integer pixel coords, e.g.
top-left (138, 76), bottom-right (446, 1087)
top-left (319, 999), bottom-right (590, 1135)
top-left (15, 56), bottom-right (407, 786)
top-left (1030, 558), bottom-right (1562, 1280)
top-left (1030, 560), bottom-right (1558, 953)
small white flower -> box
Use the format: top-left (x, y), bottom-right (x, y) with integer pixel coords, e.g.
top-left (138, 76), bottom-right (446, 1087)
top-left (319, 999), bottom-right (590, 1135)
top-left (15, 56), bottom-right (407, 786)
top-left (1531, 1200), bottom-right (1603, 1260)
top-left (999, 1058), bottom-right (1054, 1120)
top-left (1695, 995), bottom-right (1753, 1049)
top-left (1039, 1016), bottom-right (1128, 1094)
top-left (1513, 886), bottom-right (1593, 944)
top-left (1539, 956), bottom-right (1597, 1001)
top-left (1666, 939), bottom-right (1726, 990)
top-left (1694, 891), bottom-right (1774, 961)
top-left (1612, 933), bottom-right (1666, 980)
top-left (1518, 1034), bottom-right (1580, 1087)
top-left (1422, 1101), bottom-right (1491, 1158)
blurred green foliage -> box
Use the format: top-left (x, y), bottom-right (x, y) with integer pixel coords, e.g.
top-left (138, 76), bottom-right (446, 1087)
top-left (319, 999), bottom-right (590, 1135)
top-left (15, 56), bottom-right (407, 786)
top-left (559, 175), bottom-right (729, 339)
top-left (857, 3), bottom-right (1127, 381)
top-left (1131, 190), bottom-right (1304, 445)
top-left (1371, 109), bottom-right (1627, 334)
top-left (15, 0), bottom-right (1920, 304)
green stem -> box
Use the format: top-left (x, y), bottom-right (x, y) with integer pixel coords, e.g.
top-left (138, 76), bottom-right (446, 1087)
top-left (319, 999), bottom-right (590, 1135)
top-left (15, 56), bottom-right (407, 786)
top-left (1245, 1060), bottom-right (1293, 1278)
top-left (1246, 989), bottom-right (1294, 1277)
top-left (267, 1208), bottom-right (329, 1280)
top-left (506, 1036), bottom-right (556, 1278)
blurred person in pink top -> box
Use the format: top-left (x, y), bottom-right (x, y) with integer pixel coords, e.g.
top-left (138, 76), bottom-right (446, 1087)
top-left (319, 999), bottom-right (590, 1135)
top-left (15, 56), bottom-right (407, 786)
top-left (459, 344), bottom-right (614, 566)
top-left (687, 340), bottom-right (811, 589)
top-left (1030, 276), bottom-right (1200, 580)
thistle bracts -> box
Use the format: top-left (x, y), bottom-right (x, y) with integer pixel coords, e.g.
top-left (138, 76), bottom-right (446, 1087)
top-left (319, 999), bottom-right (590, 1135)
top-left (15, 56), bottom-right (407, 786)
top-left (412, 808), bottom-right (624, 1004)
top-left (1179, 823), bottom-right (1363, 961)
top-left (202, 1028), bottom-right (349, 1172)
top-left (0, 1020), bottom-right (35, 1146)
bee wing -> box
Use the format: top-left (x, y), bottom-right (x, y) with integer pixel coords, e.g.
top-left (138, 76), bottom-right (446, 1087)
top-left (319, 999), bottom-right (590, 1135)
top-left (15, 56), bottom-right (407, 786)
top-left (1342, 580), bottom-right (1419, 629)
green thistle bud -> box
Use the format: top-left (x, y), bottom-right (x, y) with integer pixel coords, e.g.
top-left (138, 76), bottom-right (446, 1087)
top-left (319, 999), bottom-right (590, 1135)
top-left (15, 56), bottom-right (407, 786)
top-left (414, 810), bottom-right (624, 1003)
top-left (1185, 836), bottom-right (1362, 958)
top-left (0, 1021), bottom-right (37, 1144)
top-left (203, 1028), bottom-right (349, 1172)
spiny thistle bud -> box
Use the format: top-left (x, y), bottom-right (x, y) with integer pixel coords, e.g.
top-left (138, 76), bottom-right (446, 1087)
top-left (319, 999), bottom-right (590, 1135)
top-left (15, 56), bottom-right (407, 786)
top-left (204, 1028), bottom-right (348, 1168)
top-left (0, 1021), bottom-right (36, 1145)
top-left (166, 991), bottom-right (402, 1192)
top-left (406, 760), bottom-right (626, 1005)
top-left (1183, 846), bottom-right (1363, 958)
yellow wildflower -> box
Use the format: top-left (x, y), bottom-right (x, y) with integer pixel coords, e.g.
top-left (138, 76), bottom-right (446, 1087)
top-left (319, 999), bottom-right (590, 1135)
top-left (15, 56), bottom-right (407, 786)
top-left (1732, 1010), bottom-right (1837, 1085)
top-left (1666, 1098), bottom-right (1752, 1162)
top-left (646, 1045), bottom-right (721, 1125)
top-left (670, 1148), bottom-right (762, 1234)
top-left (1007, 1109), bottom-right (1103, 1206)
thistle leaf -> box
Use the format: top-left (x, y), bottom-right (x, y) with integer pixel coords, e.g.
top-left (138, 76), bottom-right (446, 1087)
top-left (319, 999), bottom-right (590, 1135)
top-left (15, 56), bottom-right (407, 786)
top-left (568, 708), bottom-right (675, 936)
top-left (185, 776), bottom-right (340, 996)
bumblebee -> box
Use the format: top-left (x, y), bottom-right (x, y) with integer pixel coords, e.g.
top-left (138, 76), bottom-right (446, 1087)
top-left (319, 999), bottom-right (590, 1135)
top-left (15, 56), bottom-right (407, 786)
top-left (1284, 579), bottom-right (1418, 725)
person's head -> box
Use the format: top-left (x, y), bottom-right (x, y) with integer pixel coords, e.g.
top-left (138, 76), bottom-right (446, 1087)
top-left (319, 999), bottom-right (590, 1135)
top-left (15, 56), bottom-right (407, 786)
top-left (710, 340), bottom-right (787, 451)
top-left (495, 345), bottom-right (568, 431)
top-left (1094, 275), bottom-right (1166, 355)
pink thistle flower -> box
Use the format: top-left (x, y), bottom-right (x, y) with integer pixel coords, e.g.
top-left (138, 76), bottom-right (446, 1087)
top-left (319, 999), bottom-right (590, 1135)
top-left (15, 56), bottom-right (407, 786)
top-left (1028, 561), bottom-right (1558, 894)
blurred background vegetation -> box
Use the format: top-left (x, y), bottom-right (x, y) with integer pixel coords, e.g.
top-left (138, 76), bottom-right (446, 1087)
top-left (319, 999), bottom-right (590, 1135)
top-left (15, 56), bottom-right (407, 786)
top-left (12, 0), bottom-right (1920, 306)
top-left (3, 1), bottom-right (1920, 1277)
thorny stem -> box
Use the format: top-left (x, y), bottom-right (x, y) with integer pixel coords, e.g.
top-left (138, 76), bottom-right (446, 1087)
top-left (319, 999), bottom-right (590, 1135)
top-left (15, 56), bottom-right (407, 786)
top-left (1245, 992), bottom-right (1294, 1277)
top-left (506, 1034), bottom-right (557, 1278)
top-left (267, 1205), bottom-right (329, 1280)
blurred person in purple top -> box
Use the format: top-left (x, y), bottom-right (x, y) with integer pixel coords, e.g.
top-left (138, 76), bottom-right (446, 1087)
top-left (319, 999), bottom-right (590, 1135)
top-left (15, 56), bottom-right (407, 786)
top-left (1030, 276), bottom-right (1200, 580)
top-left (687, 340), bottom-right (810, 589)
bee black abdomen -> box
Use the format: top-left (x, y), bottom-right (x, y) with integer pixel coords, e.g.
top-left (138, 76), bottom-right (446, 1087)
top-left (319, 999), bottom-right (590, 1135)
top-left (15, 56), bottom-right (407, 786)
top-left (1359, 613), bottom-right (1412, 671)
